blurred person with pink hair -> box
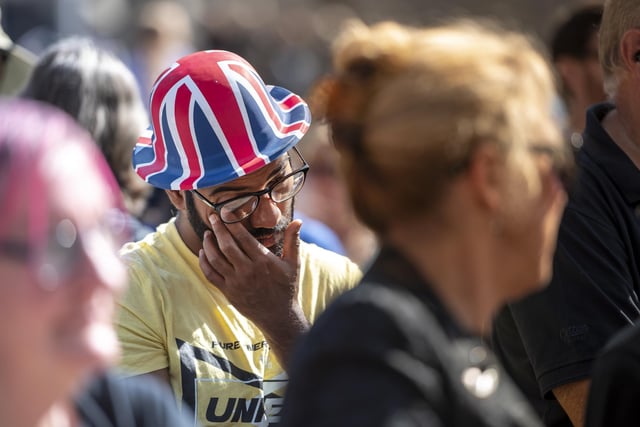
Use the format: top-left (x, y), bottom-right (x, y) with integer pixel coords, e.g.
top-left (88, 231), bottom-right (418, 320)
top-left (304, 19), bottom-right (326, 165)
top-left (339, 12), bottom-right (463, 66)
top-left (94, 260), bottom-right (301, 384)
top-left (0, 99), bottom-right (192, 427)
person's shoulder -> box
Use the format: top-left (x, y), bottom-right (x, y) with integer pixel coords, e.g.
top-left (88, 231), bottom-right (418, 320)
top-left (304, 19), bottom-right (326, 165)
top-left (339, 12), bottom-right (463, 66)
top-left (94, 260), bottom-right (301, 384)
top-left (75, 371), bottom-right (192, 427)
top-left (312, 279), bottom-right (431, 337)
top-left (119, 219), bottom-right (176, 263)
top-left (80, 370), bottom-right (160, 399)
top-left (300, 240), bottom-right (359, 267)
top-left (297, 212), bottom-right (346, 255)
top-left (297, 281), bottom-right (407, 350)
top-left (299, 241), bottom-right (363, 281)
top-left (125, 214), bottom-right (155, 243)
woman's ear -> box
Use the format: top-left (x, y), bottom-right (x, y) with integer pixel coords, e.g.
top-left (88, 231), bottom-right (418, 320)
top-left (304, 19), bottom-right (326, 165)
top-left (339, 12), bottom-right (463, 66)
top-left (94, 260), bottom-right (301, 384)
top-left (165, 189), bottom-right (187, 210)
top-left (466, 143), bottom-right (504, 213)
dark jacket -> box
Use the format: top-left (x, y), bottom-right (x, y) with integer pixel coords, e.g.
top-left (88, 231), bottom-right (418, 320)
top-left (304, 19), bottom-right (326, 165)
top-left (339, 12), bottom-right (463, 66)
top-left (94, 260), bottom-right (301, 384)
top-left (281, 245), bottom-right (542, 426)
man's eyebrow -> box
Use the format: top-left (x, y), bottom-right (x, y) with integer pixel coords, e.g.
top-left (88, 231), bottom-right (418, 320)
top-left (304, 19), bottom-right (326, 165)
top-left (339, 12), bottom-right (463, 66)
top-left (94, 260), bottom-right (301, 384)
top-left (207, 162), bottom-right (287, 197)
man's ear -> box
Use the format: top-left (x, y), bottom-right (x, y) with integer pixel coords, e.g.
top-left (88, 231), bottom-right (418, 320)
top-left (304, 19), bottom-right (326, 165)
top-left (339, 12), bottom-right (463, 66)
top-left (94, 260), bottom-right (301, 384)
top-left (466, 143), bottom-right (504, 213)
top-left (165, 189), bottom-right (187, 210)
top-left (620, 29), bottom-right (640, 70)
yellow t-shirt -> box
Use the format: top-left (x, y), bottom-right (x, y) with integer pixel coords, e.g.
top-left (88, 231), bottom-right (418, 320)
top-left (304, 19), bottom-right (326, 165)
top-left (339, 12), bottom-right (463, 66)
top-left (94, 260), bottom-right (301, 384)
top-left (116, 218), bottom-right (361, 426)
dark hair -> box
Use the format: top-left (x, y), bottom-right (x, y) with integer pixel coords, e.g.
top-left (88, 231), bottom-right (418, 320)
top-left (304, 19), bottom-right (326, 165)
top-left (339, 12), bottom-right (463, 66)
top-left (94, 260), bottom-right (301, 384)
top-left (551, 5), bottom-right (603, 61)
top-left (21, 37), bottom-right (149, 213)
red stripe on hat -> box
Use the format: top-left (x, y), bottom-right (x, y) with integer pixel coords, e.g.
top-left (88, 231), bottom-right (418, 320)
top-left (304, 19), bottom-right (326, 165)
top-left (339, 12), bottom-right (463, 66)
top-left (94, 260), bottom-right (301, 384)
top-left (194, 61), bottom-right (265, 174)
top-left (228, 63), bottom-right (308, 135)
top-left (136, 66), bottom-right (179, 179)
top-left (278, 93), bottom-right (304, 112)
top-left (136, 121), bottom-right (167, 179)
top-left (174, 85), bottom-right (204, 190)
top-left (137, 135), bottom-right (152, 146)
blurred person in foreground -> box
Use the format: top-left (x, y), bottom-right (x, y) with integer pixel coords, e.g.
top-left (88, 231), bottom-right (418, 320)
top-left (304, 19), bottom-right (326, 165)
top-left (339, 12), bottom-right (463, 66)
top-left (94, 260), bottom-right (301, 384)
top-left (550, 3), bottom-right (606, 144)
top-left (115, 49), bottom-right (362, 425)
top-left (22, 37), bottom-right (154, 242)
top-left (492, 0), bottom-right (640, 425)
top-left (0, 99), bottom-right (192, 427)
top-left (280, 19), bottom-right (570, 426)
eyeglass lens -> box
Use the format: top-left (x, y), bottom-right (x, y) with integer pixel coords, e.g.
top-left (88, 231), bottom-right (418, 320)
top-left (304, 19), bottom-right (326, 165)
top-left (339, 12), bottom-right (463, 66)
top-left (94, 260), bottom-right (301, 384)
top-left (219, 170), bottom-right (306, 223)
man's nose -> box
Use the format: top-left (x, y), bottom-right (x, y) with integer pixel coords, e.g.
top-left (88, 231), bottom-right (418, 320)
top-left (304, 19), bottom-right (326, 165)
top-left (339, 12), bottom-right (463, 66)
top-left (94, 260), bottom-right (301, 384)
top-left (248, 192), bottom-right (281, 229)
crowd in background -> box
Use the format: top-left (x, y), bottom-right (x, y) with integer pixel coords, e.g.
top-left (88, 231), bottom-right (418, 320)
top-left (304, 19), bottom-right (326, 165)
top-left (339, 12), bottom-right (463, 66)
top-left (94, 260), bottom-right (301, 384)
top-left (0, 0), bottom-right (604, 95)
top-left (0, 0), bottom-right (609, 269)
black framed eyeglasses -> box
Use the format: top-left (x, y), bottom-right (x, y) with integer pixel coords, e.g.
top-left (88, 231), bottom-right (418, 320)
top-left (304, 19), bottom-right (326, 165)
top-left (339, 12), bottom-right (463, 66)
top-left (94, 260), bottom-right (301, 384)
top-left (528, 143), bottom-right (576, 191)
top-left (192, 148), bottom-right (309, 224)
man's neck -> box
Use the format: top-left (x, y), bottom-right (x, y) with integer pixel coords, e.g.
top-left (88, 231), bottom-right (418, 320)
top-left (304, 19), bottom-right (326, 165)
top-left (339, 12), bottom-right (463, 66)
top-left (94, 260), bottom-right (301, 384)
top-left (174, 212), bottom-right (203, 256)
top-left (601, 105), bottom-right (640, 169)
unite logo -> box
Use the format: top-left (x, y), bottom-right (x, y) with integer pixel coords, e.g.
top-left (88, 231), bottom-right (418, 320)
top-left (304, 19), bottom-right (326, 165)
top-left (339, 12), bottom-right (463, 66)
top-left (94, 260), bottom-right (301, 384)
top-left (206, 393), bottom-right (283, 425)
top-left (178, 339), bottom-right (287, 426)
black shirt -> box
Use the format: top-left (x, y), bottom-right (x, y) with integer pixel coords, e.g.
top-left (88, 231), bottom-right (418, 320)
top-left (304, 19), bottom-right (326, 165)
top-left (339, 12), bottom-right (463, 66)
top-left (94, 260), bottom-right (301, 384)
top-left (586, 322), bottom-right (640, 427)
top-left (492, 103), bottom-right (640, 426)
top-left (75, 371), bottom-right (193, 427)
top-left (281, 245), bottom-right (542, 427)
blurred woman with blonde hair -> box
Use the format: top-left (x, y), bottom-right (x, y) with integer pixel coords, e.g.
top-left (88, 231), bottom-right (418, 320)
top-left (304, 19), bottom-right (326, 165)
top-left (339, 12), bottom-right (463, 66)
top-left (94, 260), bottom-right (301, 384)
top-left (0, 99), bottom-right (191, 427)
top-left (280, 19), bottom-right (572, 426)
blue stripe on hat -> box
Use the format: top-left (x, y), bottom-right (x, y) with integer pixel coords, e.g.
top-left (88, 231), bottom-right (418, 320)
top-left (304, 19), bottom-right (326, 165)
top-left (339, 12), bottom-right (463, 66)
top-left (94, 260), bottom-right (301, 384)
top-left (191, 101), bottom-right (238, 188)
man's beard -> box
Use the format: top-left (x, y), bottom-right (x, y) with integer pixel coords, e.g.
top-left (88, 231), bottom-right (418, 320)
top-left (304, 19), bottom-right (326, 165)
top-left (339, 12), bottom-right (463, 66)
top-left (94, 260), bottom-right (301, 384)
top-left (185, 192), bottom-right (293, 257)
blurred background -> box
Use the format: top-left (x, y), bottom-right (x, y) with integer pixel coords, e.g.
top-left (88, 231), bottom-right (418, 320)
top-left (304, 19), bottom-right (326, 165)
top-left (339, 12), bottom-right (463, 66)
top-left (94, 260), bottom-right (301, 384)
top-left (1, 0), bottom-right (602, 100)
top-left (0, 0), bottom-right (604, 266)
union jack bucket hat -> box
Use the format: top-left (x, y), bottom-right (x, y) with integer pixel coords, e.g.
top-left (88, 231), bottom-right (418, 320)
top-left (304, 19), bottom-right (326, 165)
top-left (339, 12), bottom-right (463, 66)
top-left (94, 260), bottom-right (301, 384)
top-left (133, 50), bottom-right (311, 190)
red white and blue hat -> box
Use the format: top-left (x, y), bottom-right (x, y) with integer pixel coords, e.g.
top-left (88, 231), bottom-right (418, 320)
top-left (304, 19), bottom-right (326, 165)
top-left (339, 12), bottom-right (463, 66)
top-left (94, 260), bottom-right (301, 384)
top-left (133, 50), bottom-right (311, 190)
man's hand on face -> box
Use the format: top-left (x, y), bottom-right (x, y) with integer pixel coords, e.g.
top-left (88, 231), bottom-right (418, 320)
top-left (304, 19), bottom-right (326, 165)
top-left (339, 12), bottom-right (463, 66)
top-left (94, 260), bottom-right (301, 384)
top-left (198, 214), bottom-right (309, 368)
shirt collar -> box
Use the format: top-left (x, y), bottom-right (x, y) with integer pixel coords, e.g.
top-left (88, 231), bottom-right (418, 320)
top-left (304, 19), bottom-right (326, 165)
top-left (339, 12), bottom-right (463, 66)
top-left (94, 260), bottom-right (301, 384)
top-left (583, 103), bottom-right (640, 204)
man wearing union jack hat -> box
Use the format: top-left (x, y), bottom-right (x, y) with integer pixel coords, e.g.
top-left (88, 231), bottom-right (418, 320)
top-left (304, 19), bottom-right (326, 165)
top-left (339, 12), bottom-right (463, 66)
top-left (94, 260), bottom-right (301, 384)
top-left (114, 49), bottom-right (362, 425)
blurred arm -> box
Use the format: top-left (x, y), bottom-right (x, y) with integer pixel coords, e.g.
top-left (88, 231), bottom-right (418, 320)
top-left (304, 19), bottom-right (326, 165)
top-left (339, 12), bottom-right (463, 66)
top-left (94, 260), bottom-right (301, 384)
top-left (553, 379), bottom-right (591, 427)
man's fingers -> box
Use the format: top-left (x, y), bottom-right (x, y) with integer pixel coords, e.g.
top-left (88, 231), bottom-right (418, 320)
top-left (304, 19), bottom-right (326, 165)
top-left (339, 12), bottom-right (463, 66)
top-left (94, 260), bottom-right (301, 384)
top-left (209, 214), bottom-right (250, 261)
top-left (223, 217), bottom-right (272, 259)
top-left (198, 248), bottom-right (225, 286)
top-left (282, 219), bottom-right (302, 266)
top-left (202, 229), bottom-right (234, 275)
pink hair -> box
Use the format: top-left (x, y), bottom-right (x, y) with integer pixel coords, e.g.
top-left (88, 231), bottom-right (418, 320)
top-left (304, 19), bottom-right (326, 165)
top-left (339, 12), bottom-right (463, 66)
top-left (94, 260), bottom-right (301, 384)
top-left (0, 99), bottom-right (124, 255)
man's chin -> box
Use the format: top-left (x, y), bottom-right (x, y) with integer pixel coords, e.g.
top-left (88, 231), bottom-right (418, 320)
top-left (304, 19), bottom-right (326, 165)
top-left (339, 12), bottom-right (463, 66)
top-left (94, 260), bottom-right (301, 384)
top-left (267, 243), bottom-right (284, 258)
top-left (255, 232), bottom-right (285, 257)
top-left (269, 241), bottom-right (284, 258)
